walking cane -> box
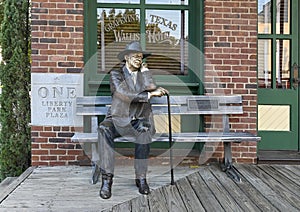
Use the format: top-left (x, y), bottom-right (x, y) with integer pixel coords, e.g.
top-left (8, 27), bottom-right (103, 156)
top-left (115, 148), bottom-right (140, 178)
top-left (165, 93), bottom-right (175, 185)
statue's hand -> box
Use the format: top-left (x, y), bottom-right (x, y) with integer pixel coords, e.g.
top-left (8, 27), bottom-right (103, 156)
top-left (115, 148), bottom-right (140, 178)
top-left (141, 62), bottom-right (149, 72)
top-left (150, 87), bottom-right (169, 98)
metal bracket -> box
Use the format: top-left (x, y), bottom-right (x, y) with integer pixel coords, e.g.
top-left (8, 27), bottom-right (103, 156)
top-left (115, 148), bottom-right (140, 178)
top-left (221, 163), bottom-right (241, 183)
top-left (293, 63), bottom-right (300, 89)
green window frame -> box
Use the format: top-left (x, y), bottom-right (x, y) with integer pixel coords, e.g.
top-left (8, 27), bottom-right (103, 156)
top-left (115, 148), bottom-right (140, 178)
top-left (84, 0), bottom-right (203, 96)
top-left (257, 0), bottom-right (298, 89)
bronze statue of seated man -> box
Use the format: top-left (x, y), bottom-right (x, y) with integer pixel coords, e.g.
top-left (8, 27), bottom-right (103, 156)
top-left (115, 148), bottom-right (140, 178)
top-left (97, 41), bottom-right (168, 199)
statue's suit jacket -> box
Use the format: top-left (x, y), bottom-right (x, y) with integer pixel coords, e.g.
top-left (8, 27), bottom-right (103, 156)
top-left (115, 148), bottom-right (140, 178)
top-left (104, 65), bottom-right (157, 135)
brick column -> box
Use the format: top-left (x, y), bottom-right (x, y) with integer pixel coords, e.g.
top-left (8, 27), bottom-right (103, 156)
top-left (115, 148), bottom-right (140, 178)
top-left (31, 0), bottom-right (86, 166)
top-left (203, 0), bottom-right (258, 164)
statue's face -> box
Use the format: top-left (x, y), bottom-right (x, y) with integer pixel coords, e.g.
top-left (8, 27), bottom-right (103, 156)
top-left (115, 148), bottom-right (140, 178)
top-left (125, 52), bottom-right (143, 71)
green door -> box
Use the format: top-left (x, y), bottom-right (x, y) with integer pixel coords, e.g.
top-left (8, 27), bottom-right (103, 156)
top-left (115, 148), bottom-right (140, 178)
top-left (257, 0), bottom-right (299, 150)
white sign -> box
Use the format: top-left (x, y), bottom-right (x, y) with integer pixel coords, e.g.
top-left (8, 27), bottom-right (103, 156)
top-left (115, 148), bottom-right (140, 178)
top-left (31, 73), bottom-right (83, 126)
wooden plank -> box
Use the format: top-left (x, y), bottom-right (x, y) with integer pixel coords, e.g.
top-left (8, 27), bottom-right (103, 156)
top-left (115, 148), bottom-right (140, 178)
top-left (147, 187), bottom-right (169, 212)
top-left (175, 177), bottom-right (205, 212)
top-left (46, 201), bottom-right (114, 211)
top-left (0, 208), bottom-right (52, 212)
top-left (71, 132), bottom-right (98, 142)
top-left (101, 208), bottom-right (113, 212)
top-left (77, 105), bottom-right (244, 116)
top-left (131, 195), bottom-right (150, 212)
top-left (272, 165), bottom-right (300, 187)
top-left (72, 132), bottom-right (260, 143)
top-left (161, 185), bottom-right (188, 212)
top-left (76, 95), bottom-right (244, 114)
top-left (197, 167), bottom-right (243, 211)
top-left (76, 96), bottom-right (112, 105)
top-left (0, 166), bottom-right (35, 203)
top-left (0, 177), bottom-right (17, 191)
top-left (0, 199), bottom-right (51, 208)
top-left (284, 165), bottom-right (300, 176)
top-left (230, 165), bottom-right (279, 212)
top-left (1, 201), bottom-right (113, 211)
top-left (112, 201), bottom-right (131, 212)
top-left (209, 165), bottom-right (264, 212)
top-left (257, 165), bottom-right (300, 197)
top-left (237, 164), bottom-right (300, 211)
top-left (252, 165), bottom-right (300, 209)
top-left (187, 171), bottom-right (224, 211)
top-left (76, 106), bottom-right (108, 116)
top-left (77, 95), bottom-right (242, 106)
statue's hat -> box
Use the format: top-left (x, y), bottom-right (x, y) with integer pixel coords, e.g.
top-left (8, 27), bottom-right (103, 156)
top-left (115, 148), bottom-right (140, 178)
top-left (117, 41), bottom-right (151, 61)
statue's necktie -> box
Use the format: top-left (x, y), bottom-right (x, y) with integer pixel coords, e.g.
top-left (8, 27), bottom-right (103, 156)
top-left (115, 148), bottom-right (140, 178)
top-left (131, 72), bottom-right (137, 86)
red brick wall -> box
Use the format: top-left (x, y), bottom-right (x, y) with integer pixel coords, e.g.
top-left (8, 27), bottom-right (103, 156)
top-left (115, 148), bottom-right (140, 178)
top-left (31, 0), bottom-right (84, 74)
top-left (31, 0), bottom-right (258, 166)
top-left (31, 126), bottom-right (87, 166)
top-left (31, 0), bottom-right (86, 166)
top-left (203, 0), bottom-right (258, 164)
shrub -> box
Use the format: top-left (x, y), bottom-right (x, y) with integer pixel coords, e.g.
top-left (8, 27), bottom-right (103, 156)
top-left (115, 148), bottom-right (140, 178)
top-left (0, 0), bottom-right (30, 181)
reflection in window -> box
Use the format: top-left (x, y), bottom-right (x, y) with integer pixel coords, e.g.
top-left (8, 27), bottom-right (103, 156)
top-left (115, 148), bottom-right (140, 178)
top-left (146, 0), bottom-right (188, 5)
top-left (276, 0), bottom-right (290, 34)
top-left (276, 40), bottom-right (290, 88)
top-left (97, 0), bottom-right (140, 3)
top-left (258, 40), bottom-right (272, 88)
top-left (258, 0), bottom-right (292, 90)
top-left (258, 0), bottom-right (271, 34)
top-left (97, 8), bottom-right (189, 75)
top-left (145, 10), bottom-right (189, 75)
top-left (97, 9), bottom-right (141, 73)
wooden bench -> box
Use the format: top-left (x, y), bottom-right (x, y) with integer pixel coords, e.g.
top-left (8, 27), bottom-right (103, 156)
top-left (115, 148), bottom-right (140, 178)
top-left (71, 95), bottom-right (260, 183)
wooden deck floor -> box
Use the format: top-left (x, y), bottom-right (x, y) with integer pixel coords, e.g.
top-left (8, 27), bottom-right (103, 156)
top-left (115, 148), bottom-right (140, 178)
top-left (0, 164), bottom-right (299, 211)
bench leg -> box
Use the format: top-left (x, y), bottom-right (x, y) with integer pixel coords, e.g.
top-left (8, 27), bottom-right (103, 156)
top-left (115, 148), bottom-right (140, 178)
top-left (221, 142), bottom-right (241, 182)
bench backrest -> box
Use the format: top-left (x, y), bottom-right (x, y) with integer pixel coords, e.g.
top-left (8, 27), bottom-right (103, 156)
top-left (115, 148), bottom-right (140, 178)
top-left (75, 95), bottom-right (243, 116)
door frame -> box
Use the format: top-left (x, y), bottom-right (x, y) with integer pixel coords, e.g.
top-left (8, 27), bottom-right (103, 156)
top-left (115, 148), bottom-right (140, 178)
top-left (257, 0), bottom-right (299, 151)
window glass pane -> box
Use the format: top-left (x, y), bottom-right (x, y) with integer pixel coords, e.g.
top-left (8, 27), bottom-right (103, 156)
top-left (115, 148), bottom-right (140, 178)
top-left (258, 0), bottom-right (272, 34)
top-left (276, 0), bottom-right (290, 34)
top-left (146, 0), bottom-right (188, 5)
top-left (276, 40), bottom-right (290, 88)
top-left (97, 8), bottom-right (140, 73)
top-left (145, 10), bottom-right (189, 75)
top-left (258, 40), bottom-right (272, 88)
top-left (97, 0), bottom-right (140, 3)
top-left (97, 8), bottom-right (189, 75)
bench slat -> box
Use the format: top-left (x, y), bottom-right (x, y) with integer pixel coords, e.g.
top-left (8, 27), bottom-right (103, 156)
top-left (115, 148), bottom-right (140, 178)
top-left (72, 132), bottom-right (260, 143)
top-left (76, 96), bottom-right (112, 105)
top-left (76, 95), bottom-right (242, 106)
top-left (75, 95), bottom-right (244, 115)
top-left (76, 105), bottom-right (243, 116)
top-left (76, 106), bottom-right (109, 116)
top-left (151, 105), bottom-right (243, 115)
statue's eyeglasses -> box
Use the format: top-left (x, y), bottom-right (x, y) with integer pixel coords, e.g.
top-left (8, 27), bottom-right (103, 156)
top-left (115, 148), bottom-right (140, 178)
top-left (129, 53), bottom-right (143, 60)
